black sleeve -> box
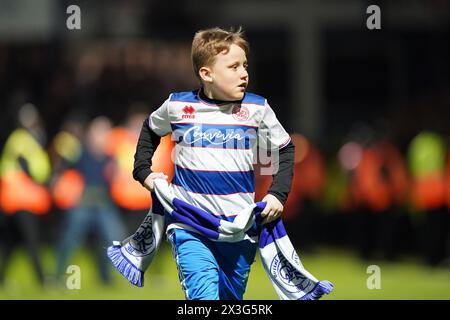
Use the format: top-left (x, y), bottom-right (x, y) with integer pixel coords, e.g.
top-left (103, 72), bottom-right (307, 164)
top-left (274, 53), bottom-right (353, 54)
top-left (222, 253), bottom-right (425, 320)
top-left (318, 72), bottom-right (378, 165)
top-left (267, 141), bottom-right (295, 205)
top-left (132, 117), bottom-right (161, 185)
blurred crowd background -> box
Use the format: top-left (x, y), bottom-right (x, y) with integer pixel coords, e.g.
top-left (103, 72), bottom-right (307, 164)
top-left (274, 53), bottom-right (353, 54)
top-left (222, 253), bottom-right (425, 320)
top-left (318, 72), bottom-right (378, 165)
top-left (0, 0), bottom-right (450, 296)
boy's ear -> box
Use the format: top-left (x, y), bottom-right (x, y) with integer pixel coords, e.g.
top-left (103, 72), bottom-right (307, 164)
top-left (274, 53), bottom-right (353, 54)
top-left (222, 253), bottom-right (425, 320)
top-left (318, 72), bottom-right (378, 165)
top-left (199, 66), bottom-right (213, 83)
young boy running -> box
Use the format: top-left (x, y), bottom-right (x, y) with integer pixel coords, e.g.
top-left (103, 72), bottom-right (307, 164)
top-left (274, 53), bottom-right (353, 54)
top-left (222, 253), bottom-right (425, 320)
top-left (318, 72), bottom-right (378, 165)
top-left (133, 27), bottom-right (298, 300)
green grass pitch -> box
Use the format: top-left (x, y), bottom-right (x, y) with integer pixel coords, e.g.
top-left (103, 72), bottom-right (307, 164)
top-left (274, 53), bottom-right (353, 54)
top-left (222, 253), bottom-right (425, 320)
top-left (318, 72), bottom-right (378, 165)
top-left (1, 244), bottom-right (449, 300)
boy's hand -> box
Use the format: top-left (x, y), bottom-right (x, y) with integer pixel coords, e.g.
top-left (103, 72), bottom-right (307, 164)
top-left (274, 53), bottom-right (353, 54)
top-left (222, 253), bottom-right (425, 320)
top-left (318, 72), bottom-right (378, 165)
top-left (261, 194), bottom-right (283, 224)
top-left (144, 172), bottom-right (168, 191)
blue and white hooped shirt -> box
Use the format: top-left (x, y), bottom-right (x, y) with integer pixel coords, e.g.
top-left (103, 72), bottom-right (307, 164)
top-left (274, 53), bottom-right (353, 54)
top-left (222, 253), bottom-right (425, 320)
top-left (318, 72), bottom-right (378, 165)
top-left (149, 89), bottom-right (291, 229)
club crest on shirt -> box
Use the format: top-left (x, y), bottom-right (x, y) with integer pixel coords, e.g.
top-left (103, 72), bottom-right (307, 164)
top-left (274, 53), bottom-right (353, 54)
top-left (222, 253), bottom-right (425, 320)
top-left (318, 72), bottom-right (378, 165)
top-left (232, 105), bottom-right (249, 121)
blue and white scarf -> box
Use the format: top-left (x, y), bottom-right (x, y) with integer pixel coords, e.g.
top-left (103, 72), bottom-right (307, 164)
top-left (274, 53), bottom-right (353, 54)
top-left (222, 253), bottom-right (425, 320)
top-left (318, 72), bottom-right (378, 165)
top-left (107, 180), bottom-right (333, 300)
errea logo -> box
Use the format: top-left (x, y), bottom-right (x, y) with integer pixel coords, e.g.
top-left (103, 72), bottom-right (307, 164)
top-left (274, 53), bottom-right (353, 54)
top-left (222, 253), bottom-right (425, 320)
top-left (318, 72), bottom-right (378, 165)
top-left (182, 105), bottom-right (195, 119)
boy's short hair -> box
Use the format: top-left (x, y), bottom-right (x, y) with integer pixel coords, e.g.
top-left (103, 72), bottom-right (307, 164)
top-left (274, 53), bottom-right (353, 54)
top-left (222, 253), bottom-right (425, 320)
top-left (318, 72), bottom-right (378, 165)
top-left (191, 27), bottom-right (249, 81)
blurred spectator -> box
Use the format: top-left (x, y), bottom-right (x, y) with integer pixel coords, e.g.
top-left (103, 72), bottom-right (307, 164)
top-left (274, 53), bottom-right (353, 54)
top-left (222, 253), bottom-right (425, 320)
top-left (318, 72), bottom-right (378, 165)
top-left (343, 125), bottom-right (410, 261)
top-left (106, 105), bottom-right (152, 232)
top-left (0, 103), bottom-right (51, 285)
top-left (105, 103), bottom-right (176, 233)
top-left (54, 116), bottom-right (126, 284)
top-left (407, 131), bottom-right (449, 266)
top-left (375, 140), bottom-right (411, 260)
top-left (49, 113), bottom-right (86, 212)
top-left (286, 134), bottom-right (326, 249)
top-left (319, 157), bottom-right (353, 247)
top-left (254, 133), bottom-right (326, 249)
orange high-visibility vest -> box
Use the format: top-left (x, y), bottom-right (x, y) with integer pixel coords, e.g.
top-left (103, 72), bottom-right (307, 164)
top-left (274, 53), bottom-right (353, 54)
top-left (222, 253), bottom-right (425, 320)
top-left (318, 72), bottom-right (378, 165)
top-left (107, 127), bottom-right (174, 210)
top-left (283, 145), bottom-right (326, 220)
top-left (447, 152), bottom-right (450, 210)
top-left (296, 146), bottom-right (326, 200)
top-left (379, 142), bottom-right (409, 205)
top-left (0, 171), bottom-right (51, 215)
top-left (351, 148), bottom-right (392, 212)
top-left (50, 130), bottom-right (84, 209)
top-left (52, 169), bottom-right (84, 210)
top-left (0, 129), bottom-right (52, 215)
top-left (411, 173), bottom-right (445, 211)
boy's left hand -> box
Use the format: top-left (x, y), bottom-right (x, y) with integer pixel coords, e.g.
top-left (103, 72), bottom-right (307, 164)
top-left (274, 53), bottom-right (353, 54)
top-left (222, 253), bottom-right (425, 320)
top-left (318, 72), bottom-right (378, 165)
top-left (261, 194), bottom-right (284, 224)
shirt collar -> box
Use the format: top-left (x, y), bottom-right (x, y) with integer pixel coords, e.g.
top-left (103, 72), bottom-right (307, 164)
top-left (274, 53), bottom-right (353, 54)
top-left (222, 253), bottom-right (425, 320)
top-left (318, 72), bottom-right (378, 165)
top-left (198, 88), bottom-right (243, 106)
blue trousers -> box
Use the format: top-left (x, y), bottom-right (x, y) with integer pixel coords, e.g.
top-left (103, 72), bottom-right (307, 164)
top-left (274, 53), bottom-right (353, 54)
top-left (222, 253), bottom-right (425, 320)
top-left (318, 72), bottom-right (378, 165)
top-left (168, 228), bottom-right (257, 300)
top-left (56, 201), bottom-right (126, 283)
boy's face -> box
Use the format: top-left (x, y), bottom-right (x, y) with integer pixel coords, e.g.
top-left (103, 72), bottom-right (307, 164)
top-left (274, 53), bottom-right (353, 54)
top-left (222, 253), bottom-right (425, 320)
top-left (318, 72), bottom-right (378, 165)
top-left (205, 44), bottom-right (249, 101)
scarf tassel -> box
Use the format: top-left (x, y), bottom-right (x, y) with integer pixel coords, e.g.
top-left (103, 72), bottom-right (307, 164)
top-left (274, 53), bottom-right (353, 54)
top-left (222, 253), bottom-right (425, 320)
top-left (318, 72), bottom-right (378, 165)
top-left (107, 244), bottom-right (144, 287)
top-left (299, 280), bottom-right (334, 300)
